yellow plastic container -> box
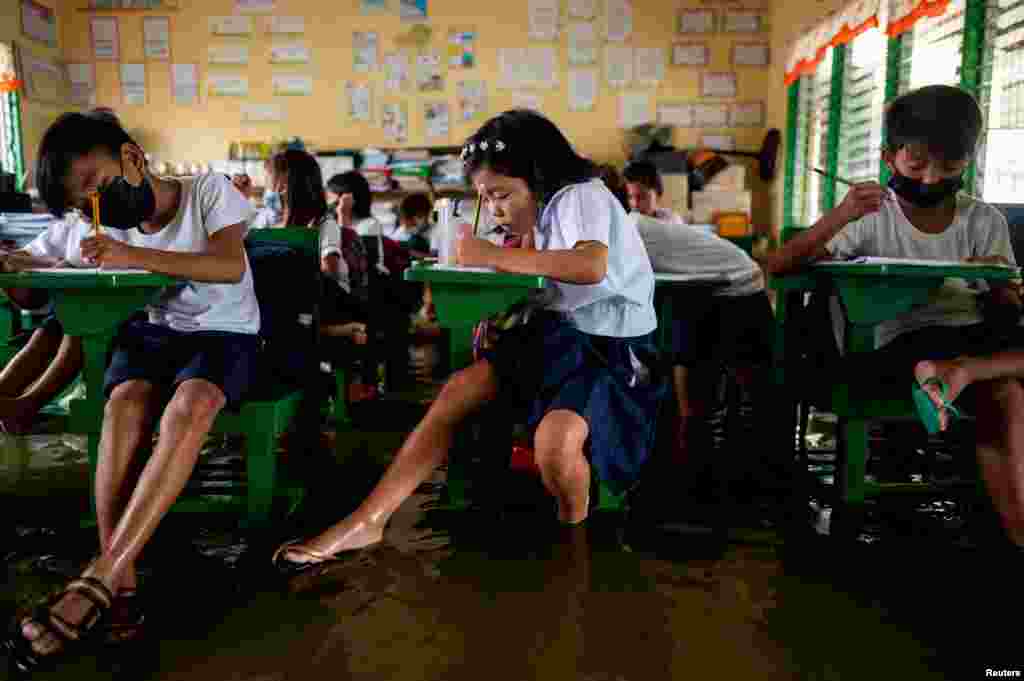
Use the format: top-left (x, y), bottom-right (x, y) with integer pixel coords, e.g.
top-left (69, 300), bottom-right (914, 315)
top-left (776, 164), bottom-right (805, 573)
top-left (715, 212), bottom-right (751, 237)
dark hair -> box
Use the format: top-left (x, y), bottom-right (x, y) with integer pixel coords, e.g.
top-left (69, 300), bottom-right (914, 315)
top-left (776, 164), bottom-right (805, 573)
top-left (272, 149), bottom-right (328, 228)
top-left (884, 85), bottom-right (983, 161)
top-left (400, 193), bottom-right (432, 221)
top-left (36, 111), bottom-right (138, 217)
top-left (598, 164), bottom-right (630, 211)
top-left (326, 171), bottom-right (372, 219)
top-left (87, 107), bottom-right (121, 126)
top-left (462, 109), bottom-right (598, 205)
top-left (623, 160), bottom-right (663, 196)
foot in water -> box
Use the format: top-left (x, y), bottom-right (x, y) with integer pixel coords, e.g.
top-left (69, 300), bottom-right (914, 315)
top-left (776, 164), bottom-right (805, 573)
top-left (277, 520), bottom-right (384, 568)
top-left (913, 358), bottom-right (971, 432)
top-left (321, 322), bottom-right (368, 346)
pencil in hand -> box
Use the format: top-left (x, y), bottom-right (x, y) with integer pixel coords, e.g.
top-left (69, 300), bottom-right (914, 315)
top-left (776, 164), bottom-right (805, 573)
top-left (812, 167), bottom-right (854, 187)
top-left (90, 192), bottom-right (102, 235)
top-left (471, 194), bottom-right (482, 237)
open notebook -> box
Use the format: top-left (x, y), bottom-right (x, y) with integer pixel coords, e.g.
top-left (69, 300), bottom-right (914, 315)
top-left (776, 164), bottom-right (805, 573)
top-left (24, 268), bottom-right (153, 274)
top-left (429, 264), bottom-right (498, 274)
top-left (822, 256), bottom-right (1017, 269)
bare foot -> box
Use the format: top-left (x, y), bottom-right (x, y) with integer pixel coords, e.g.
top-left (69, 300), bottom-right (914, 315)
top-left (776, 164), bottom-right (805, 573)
top-left (914, 358), bottom-right (971, 431)
top-left (321, 322), bottom-right (368, 346)
top-left (279, 519), bottom-right (384, 566)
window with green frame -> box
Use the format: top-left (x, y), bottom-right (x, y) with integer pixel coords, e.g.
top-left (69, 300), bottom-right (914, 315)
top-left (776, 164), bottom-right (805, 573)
top-left (977, 0), bottom-right (1024, 203)
top-left (837, 27), bottom-right (889, 204)
top-left (0, 41), bottom-right (24, 190)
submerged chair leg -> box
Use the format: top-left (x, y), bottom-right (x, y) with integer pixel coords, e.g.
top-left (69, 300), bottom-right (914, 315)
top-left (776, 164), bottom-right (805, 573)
top-left (246, 430), bottom-right (276, 527)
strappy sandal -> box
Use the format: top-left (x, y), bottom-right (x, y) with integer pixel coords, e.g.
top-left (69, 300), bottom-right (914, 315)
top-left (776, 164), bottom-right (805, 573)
top-left (912, 377), bottom-right (964, 435)
top-left (4, 576), bottom-right (113, 676)
top-left (102, 589), bottom-right (145, 646)
top-left (271, 539), bottom-right (376, 577)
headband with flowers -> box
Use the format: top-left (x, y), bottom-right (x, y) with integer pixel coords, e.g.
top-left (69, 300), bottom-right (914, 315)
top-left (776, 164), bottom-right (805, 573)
top-left (460, 139), bottom-right (507, 161)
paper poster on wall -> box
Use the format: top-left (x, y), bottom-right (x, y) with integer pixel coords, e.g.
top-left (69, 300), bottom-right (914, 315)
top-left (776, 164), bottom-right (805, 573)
top-left (604, 45), bottom-right (633, 88)
top-left (448, 29), bottom-right (475, 68)
top-left (500, 48), bottom-right (557, 89)
top-left (143, 17), bottom-right (171, 60)
top-left (701, 134), bottom-right (734, 150)
top-left (400, 0), bottom-right (427, 22)
top-left (731, 42), bottom-right (770, 66)
top-left (242, 103), bottom-right (283, 122)
top-left (657, 102), bottom-right (694, 127)
top-left (68, 63), bottom-right (96, 107)
top-left (730, 101), bottom-right (765, 127)
top-left (361, 0), bottom-right (388, 12)
top-left (90, 17), bottom-right (119, 60)
top-left (208, 45), bottom-right (249, 65)
top-left (235, 0), bottom-right (275, 12)
top-left (171, 63), bottom-right (198, 105)
top-left (568, 68), bottom-right (597, 111)
top-left (529, 0), bottom-right (560, 41)
top-left (569, 0), bottom-right (597, 20)
top-left (693, 102), bottom-right (729, 127)
top-left (701, 71), bottom-right (737, 98)
top-left (678, 9), bottom-right (715, 34)
top-left (207, 74), bottom-right (248, 97)
top-left (209, 16), bottom-right (252, 36)
top-left (604, 0), bottom-right (632, 41)
top-left (382, 102), bottom-right (408, 143)
top-left (619, 92), bottom-right (651, 129)
top-left (384, 51), bottom-right (409, 91)
top-left (354, 32), bottom-right (378, 72)
top-left (635, 47), bottom-right (665, 85)
top-left (511, 91), bottom-right (542, 111)
top-left (120, 63), bottom-right (146, 105)
top-left (17, 46), bottom-right (66, 104)
top-left (265, 16), bottom-right (304, 34)
top-left (416, 51), bottom-right (443, 92)
top-left (424, 101), bottom-right (449, 139)
top-left (672, 43), bottom-right (709, 66)
top-left (569, 23), bottom-right (597, 66)
top-left (21, 0), bottom-right (57, 48)
top-left (270, 43), bottom-right (310, 64)
top-left (456, 80), bottom-right (486, 121)
top-left (346, 81), bottom-right (372, 122)
top-left (722, 10), bottom-right (766, 33)
top-left (272, 74), bottom-right (313, 96)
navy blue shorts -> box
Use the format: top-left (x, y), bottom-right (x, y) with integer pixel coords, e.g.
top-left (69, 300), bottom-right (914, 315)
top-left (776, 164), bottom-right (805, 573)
top-left (104, 317), bottom-right (260, 409)
top-left (668, 290), bottom-right (774, 368)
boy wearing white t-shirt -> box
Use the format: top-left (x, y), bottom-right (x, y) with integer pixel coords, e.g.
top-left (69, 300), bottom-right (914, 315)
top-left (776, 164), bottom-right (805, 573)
top-left (767, 85), bottom-right (1024, 549)
top-left (5, 112), bottom-right (259, 670)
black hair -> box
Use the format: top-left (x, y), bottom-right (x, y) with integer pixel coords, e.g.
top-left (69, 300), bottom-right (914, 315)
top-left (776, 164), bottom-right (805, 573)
top-left (598, 164), bottom-right (630, 211)
top-left (326, 171), bottom-right (373, 220)
top-left (86, 107), bottom-right (121, 126)
top-left (36, 111), bottom-right (138, 217)
top-left (400, 192), bottom-right (432, 221)
top-left (272, 149), bottom-right (328, 228)
top-left (622, 160), bottom-right (664, 196)
top-left (884, 85), bottom-right (983, 161)
top-left (462, 109), bottom-right (598, 205)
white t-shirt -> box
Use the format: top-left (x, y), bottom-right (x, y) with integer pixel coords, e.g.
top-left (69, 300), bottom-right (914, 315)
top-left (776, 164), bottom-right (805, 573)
top-left (131, 173), bottom-right (260, 335)
top-left (24, 214), bottom-right (130, 266)
top-left (652, 207), bottom-right (686, 225)
top-left (633, 213), bottom-right (763, 297)
top-left (247, 207), bottom-right (277, 230)
top-left (534, 179), bottom-right (657, 338)
top-left (354, 216), bottom-right (384, 238)
top-left (826, 191), bottom-right (1014, 347)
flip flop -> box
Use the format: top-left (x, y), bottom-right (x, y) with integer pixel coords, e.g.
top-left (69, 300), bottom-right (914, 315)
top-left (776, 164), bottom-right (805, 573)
top-left (912, 377), bottom-right (962, 435)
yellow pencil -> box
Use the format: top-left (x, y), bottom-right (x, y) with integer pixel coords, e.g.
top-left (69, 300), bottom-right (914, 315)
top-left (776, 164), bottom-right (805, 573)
top-left (90, 192), bottom-right (101, 235)
top-left (471, 194), bottom-right (482, 237)
top-left (812, 167), bottom-right (854, 187)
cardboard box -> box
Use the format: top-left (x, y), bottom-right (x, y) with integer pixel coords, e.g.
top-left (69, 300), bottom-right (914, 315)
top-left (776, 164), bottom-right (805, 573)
top-left (690, 189), bottom-right (752, 223)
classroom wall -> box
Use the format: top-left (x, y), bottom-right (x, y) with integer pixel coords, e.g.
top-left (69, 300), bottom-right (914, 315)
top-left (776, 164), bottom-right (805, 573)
top-left (58, 0), bottom-right (779, 225)
top-left (0, 0), bottom-right (63, 176)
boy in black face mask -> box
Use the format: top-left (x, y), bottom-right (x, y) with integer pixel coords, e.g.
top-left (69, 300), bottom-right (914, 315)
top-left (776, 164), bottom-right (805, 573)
top-left (767, 85), bottom-right (1024, 550)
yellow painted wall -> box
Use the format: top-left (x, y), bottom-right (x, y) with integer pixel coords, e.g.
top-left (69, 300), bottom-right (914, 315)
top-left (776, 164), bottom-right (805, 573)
top-left (0, 0), bottom-right (63, 175)
top-left (58, 0), bottom-right (780, 223)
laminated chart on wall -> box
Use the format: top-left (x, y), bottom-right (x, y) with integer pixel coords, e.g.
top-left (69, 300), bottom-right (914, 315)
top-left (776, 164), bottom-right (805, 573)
top-left (354, 32), bottom-right (378, 72)
top-left (142, 16), bottom-right (171, 60)
top-left (498, 48), bottom-right (558, 89)
top-left (384, 51), bottom-right (409, 91)
top-left (346, 81), bottom-right (372, 122)
top-left (448, 29), bottom-right (475, 68)
top-left (400, 0), bottom-right (427, 22)
top-left (701, 71), bottom-right (737, 98)
top-left (242, 103), bottom-right (283, 122)
top-left (619, 92), bottom-right (651, 128)
top-left (730, 101), bottom-right (765, 127)
top-left (120, 63), bottom-right (146, 105)
top-left (235, 0), bottom-right (275, 12)
top-left (265, 16), bottom-right (304, 35)
top-left (68, 63), bottom-right (96, 107)
top-left (673, 43), bottom-right (709, 66)
top-left (456, 80), bottom-right (486, 121)
top-left (722, 9), bottom-right (766, 33)
top-left (272, 74), bottom-right (313, 96)
top-left (635, 47), bottom-right (665, 85)
top-left (569, 23), bottom-right (598, 65)
top-left (604, 45), bottom-right (633, 88)
top-left (511, 91), bottom-right (542, 111)
top-left (17, 48), bottom-right (67, 104)
top-left (701, 134), bottom-right (734, 150)
top-left (529, 0), bottom-right (560, 41)
top-left (171, 63), bottom-right (198, 105)
top-left (209, 16), bottom-right (253, 36)
top-left (731, 42), bottom-right (769, 67)
top-left (90, 17), bottom-right (119, 60)
top-left (270, 42), bottom-right (310, 64)
top-left (208, 45), bottom-right (249, 65)
top-left (382, 102), bottom-right (409, 143)
top-left (207, 74), bottom-right (248, 97)
top-left (569, 0), bottom-right (597, 20)
top-left (657, 101), bottom-right (694, 127)
top-left (361, 0), bottom-right (387, 12)
top-left (416, 51), bottom-right (443, 91)
top-left (677, 9), bottom-right (714, 34)
top-left (693, 102), bottom-right (728, 127)
top-left (424, 101), bottom-right (449, 139)
top-left (604, 0), bottom-right (632, 41)
top-left (568, 69), bottom-right (597, 111)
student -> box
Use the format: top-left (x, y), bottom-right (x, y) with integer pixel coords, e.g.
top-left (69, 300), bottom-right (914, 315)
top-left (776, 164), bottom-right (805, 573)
top-left (623, 160), bottom-right (685, 224)
top-left (5, 112), bottom-right (260, 672)
top-left (273, 110), bottom-right (664, 573)
top-left (327, 171), bottom-right (383, 239)
top-left (248, 158), bottom-right (283, 230)
top-left (765, 85), bottom-right (1024, 548)
top-left (395, 193), bottom-right (433, 258)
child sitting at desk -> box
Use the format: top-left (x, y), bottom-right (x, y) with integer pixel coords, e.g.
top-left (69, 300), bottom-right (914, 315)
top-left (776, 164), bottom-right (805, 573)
top-left (765, 85), bottom-right (1024, 548)
top-left (273, 109), bottom-right (664, 574)
top-left (623, 160), bottom-right (685, 225)
top-left (394, 193), bottom-right (433, 259)
top-left (5, 112), bottom-right (260, 673)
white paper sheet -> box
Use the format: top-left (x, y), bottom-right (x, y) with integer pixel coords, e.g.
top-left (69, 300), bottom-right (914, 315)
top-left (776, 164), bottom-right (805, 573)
top-left (529, 0), bottom-right (560, 41)
top-left (456, 80), bottom-right (486, 121)
top-left (235, 0), bottom-right (275, 13)
top-left (142, 17), bottom-right (170, 60)
top-left (701, 71), bottom-right (737, 98)
top-left (208, 45), bottom-right (249, 65)
top-left (693, 104), bottom-right (729, 127)
top-left (673, 43), bottom-right (708, 66)
top-left (272, 74), bottom-right (313, 96)
top-left (635, 47), bottom-right (664, 85)
top-left (382, 102), bottom-right (409, 143)
top-left (68, 63), bottom-right (96, 107)
top-left (209, 16), bottom-right (252, 36)
top-left (657, 102), bottom-right (693, 127)
top-left (90, 17), bottom-right (119, 60)
top-left (207, 74), bottom-right (249, 97)
top-left (819, 257), bottom-right (1017, 269)
top-left (120, 63), bottom-right (146, 105)
top-left (416, 51), bottom-right (443, 91)
top-left (677, 9), bottom-right (714, 34)
top-left (730, 101), bottom-right (765, 127)
top-left (171, 63), bottom-right (198, 105)
top-left (569, 22), bottom-right (597, 65)
top-left (619, 92), bottom-right (651, 129)
top-left (568, 69), bottom-right (597, 111)
top-left (723, 10), bottom-right (765, 33)
top-left (265, 16), bottom-right (304, 34)
top-left (424, 101), bottom-right (449, 139)
top-left (604, 45), bottom-right (633, 87)
top-left (384, 51), bottom-right (409, 91)
top-left (354, 31), bottom-right (378, 72)
top-left (700, 135), bottom-right (734, 150)
top-left (269, 42), bottom-right (309, 64)
top-left (604, 0), bottom-right (632, 41)
top-left (430, 264), bottom-right (496, 273)
top-left (346, 82), bottom-right (372, 122)
top-left (732, 42), bottom-right (770, 66)
top-left (569, 0), bottom-right (597, 19)
top-left (25, 268), bottom-right (152, 274)
top-left (242, 103), bottom-right (283, 122)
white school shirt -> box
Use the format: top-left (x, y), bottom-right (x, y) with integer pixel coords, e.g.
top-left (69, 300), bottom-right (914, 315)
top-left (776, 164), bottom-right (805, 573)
top-left (534, 179), bottom-right (657, 338)
top-left (651, 207), bottom-right (686, 225)
top-left (826, 191), bottom-right (1015, 348)
top-left (130, 172), bottom-right (260, 335)
top-left (23, 213), bottom-right (130, 266)
top-left (313, 213), bottom-right (351, 292)
top-left (632, 212), bottom-right (763, 296)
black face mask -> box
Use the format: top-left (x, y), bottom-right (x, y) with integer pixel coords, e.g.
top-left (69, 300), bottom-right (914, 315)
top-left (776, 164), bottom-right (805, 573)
top-left (887, 172), bottom-right (963, 208)
top-left (87, 160), bottom-right (156, 230)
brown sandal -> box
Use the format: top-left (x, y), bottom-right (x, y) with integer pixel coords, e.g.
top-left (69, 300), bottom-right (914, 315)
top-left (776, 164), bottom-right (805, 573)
top-left (103, 589), bottom-right (145, 646)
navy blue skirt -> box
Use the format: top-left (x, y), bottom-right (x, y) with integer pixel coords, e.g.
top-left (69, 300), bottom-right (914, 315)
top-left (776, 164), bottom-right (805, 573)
top-left (482, 311), bottom-right (668, 493)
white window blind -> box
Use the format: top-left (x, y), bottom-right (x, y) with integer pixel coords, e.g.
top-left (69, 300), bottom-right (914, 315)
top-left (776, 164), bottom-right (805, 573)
top-left (837, 28), bottom-right (888, 203)
top-left (900, 0), bottom-right (966, 92)
top-left (979, 0), bottom-right (1024, 202)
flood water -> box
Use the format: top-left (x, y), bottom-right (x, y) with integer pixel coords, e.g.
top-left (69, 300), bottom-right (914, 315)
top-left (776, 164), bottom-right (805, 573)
top-left (0, 387), bottom-right (1020, 680)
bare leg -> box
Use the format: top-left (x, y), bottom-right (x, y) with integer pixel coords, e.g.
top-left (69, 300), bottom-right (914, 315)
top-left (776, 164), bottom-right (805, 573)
top-left (20, 379), bottom-right (225, 656)
top-left (534, 409), bottom-right (591, 524)
top-left (281, 359), bottom-right (498, 562)
top-left (320, 322), bottom-right (368, 345)
top-left (915, 352), bottom-right (1024, 431)
top-left (973, 378), bottom-right (1024, 547)
top-left (0, 327), bottom-right (63, 433)
top-left (0, 335), bottom-right (83, 433)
